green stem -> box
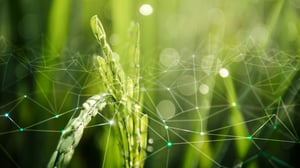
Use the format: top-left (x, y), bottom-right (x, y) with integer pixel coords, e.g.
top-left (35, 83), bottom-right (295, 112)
top-left (223, 76), bottom-right (250, 158)
top-left (261, 0), bottom-right (285, 50)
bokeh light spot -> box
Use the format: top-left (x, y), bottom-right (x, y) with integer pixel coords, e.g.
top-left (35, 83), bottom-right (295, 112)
top-left (147, 146), bottom-right (154, 152)
top-left (139, 4), bottom-right (153, 16)
top-left (157, 100), bottom-right (176, 120)
top-left (219, 68), bottom-right (229, 78)
top-left (159, 48), bottom-right (180, 68)
top-left (231, 102), bottom-right (237, 107)
top-left (109, 34), bottom-right (119, 46)
top-left (199, 84), bottom-right (209, 95)
top-left (148, 138), bottom-right (154, 144)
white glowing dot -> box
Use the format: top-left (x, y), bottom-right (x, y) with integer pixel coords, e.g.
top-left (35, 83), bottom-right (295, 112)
top-left (219, 68), bottom-right (229, 78)
top-left (200, 131), bottom-right (205, 136)
top-left (109, 120), bottom-right (114, 125)
top-left (139, 4), bottom-right (153, 16)
top-left (199, 84), bottom-right (209, 95)
top-left (165, 125), bottom-right (169, 129)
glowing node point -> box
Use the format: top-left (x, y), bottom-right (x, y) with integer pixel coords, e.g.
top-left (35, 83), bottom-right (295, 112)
top-left (219, 68), bottom-right (229, 78)
top-left (167, 141), bottom-right (172, 147)
top-left (164, 125), bottom-right (169, 130)
top-left (109, 120), bottom-right (114, 125)
top-left (166, 87), bottom-right (170, 91)
top-left (19, 128), bottom-right (24, 132)
top-left (61, 129), bottom-right (65, 134)
top-left (195, 106), bottom-right (199, 110)
top-left (75, 106), bottom-right (80, 110)
top-left (247, 136), bottom-right (253, 140)
top-left (273, 124), bottom-right (277, 129)
top-left (23, 95), bottom-right (28, 99)
top-left (231, 102), bottom-right (237, 107)
top-left (200, 131), bottom-right (205, 136)
top-left (139, 4), bottom-right (153, 16)
top-left (4, 113), bottom-right (9, 118)
top-left (55, 114), bottom-right (60, 119)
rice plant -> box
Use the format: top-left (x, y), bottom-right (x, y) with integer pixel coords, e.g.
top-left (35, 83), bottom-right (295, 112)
top-left (48, 15), bottom-right (147, 168)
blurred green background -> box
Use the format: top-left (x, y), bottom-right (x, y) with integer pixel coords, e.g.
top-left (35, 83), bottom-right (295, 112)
top-left (1, 0), bottom-right (300, 167)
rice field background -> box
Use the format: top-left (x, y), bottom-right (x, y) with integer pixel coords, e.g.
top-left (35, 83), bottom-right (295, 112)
top-left (0, 0), bottom-right (300, 167)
